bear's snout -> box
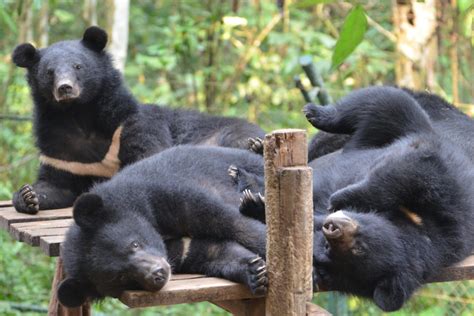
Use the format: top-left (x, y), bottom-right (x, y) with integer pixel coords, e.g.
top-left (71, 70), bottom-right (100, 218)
top-left (323, 211), bottom-right (359, 253)
top-left (53, 76), bottom-right (80, 102)
top-left (132, 254), bottom-right (171, 292)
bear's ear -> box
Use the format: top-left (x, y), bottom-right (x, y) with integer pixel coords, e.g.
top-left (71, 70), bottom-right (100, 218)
top-left (57, 278), bottom-right (88, 308)
top-left (82, 26), bottom-right (108, 52)
top-left (373, 273), bottom-right (414, 312)
top-left (73, 193), bottom-right (105, 229)
top-left (12, 43), bottom-right (39, 68)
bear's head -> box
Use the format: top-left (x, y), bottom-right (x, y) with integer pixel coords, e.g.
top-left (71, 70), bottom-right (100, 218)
top-left (12, 26), bottom-right (113, 106)
top-left (313, 211), bottom-right (420, 312)
top-left (58, 193), bottom-right (171, 308)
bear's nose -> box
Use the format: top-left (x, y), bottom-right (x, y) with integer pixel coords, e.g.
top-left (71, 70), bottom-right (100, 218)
top-left (58, 83), bottom-right (73, 94)
top-left (152, 267), bottom-right (167, 282)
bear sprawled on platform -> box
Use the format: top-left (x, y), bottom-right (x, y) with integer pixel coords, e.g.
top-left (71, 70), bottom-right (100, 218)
top-left (237, 86), bottom-right (474, 311)
top-left (57, 146), bottom-right (268, 307)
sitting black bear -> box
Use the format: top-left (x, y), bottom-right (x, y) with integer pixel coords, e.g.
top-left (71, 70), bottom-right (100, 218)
top-left (58, 146), bottom-right (267, 307)
top-left (12, 26), bottom-right (264, 214)
top-left (238, 86), bottom-right (474, 311)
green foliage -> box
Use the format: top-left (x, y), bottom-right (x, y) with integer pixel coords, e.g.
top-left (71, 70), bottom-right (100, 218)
top-left (331, 5), bottom-right (367, 70)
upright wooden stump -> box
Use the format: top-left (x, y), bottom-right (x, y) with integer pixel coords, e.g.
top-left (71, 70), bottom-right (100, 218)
top-left (48, 258), bottom-right (91, 316)
top-left (264, 129), bottom-right (313, 316)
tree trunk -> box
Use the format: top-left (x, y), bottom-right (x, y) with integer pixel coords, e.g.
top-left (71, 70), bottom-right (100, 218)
top-left (392, 0), bottom-right (437, 90)
top-left (83, 0), bottom-right (98, 26)
top-left (109, 0), bottom-right (130, 72)
top-left (38, 0), bottom-right (49, 47)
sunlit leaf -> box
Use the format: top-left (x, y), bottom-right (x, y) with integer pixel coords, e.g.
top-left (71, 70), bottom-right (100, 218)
top-left (331, 5), bottom-right (368, 70)
top-left (293, 0), bottom-right (335, 9)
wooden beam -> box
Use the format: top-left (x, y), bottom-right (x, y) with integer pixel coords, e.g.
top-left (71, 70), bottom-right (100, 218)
top-left (264, 129), bottom-right (314, 316)
top-left (212, 298), bottom-right (266, 316)
top-left (120, 277), bottom-right (261, 308)
top-left (0, 207), bottom-right (72, 230)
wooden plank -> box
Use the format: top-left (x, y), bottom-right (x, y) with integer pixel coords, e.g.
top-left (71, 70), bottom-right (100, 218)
top-left (170, 274), bottom-right (207, 281)
top-left (23, 227), bottom-right (69, 246)
top-left (9, 219), bottom-right (73, 241)
top-left (429, 255), bottom-right (474, 283)
top-left (306, 303), bottom-right (332, 316)
top-left (0, 207), bottom-right (72, 230)
top-left (0, 200), bottom-right (12, 207)
top-left (40, 235), bottom-right (66, 257)
top-left (120, 277), bottom-right (260, 308)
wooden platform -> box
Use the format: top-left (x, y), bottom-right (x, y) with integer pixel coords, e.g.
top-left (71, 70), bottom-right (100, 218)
top-left (1, 200), bottom-right (474, 309)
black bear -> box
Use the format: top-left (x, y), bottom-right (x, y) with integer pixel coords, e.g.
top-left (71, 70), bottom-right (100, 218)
top-left (11, 26), bottom-right (264, 214)
top-left (238, 86), bottom-right (474, 311)
top-left (58, 146), bottom-right (267, 307)
top-left (307, 87), bottom-right (474, 160)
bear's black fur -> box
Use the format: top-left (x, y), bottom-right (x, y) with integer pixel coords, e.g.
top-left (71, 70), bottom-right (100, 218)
top-left (238, 86), bottom-right (474, 311)
top-left (58, 146), bottom-right (267, 307)
top-left (12, 26), bottom-right (264, 214)
top-left (307, 87), bottom-right (474, 160)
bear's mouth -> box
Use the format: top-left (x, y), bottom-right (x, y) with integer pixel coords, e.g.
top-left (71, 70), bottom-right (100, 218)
top-left (54, 91), bottom-right (80, 103)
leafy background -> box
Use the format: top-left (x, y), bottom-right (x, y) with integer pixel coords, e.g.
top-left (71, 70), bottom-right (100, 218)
top-left (0, 0), bottom-right (473, 315)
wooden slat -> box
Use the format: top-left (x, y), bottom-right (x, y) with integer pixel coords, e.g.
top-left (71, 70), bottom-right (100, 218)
top-left (0, 207), bottom-right (72, 230)
top-left (23, 227), bottom-right (69, 246)
top-left (429, 255), bottom-right (474, 283)
top-left (40, 235), bottom-right (66, 257)
top-left (170, 274), bottom-right (207, 281)
top-left (0, 200), bottom-right (13, 207)
top-left (9, 218), bottom-right (73, 236)
top-left (120, 277), bottom-right (261, 308)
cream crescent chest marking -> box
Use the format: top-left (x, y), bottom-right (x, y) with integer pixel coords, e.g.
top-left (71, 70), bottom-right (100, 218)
top-left (39, 126), bottom-right (123, 178)
top-left (181, 237), bottom-right (192, 262)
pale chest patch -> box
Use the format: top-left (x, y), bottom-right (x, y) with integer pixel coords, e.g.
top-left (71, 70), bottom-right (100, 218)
top-left (39, 126), bottom-right (123, 178)
top-left (181, 237), bottom-right (192, 262)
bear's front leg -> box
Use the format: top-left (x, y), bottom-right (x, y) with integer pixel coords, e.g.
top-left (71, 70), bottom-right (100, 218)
top-left (166, 238), bottom-right (268, 295)
top-left (13, 180), bottom-right (78, 214)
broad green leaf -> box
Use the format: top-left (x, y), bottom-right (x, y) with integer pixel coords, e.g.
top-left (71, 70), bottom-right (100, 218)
top-left (293, 0), bottom-right (335, 9)
top-left (331, 5), bottom-right (368, 70)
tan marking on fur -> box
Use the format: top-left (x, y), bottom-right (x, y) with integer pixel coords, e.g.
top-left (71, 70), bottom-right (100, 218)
top-left (400, 206), bottom-right (423, 226)
top-left (39, 126), bottom-right (123, 178)
top-left (199, 132), bottom-right (220, 146)
top-left (181, 237), bottom-right (192, 262)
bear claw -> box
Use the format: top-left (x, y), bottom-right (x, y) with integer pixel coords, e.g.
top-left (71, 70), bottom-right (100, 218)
top-left (228, 165), bottom-right (240, 182)
top-left (247, 256), bottom-right (268, 295)
top-left (248, 137), bottom-right (264, 155)
top-left (240, 189), bottom-right (265, 210)
top-left (17, 184), bottom-right (39, 214)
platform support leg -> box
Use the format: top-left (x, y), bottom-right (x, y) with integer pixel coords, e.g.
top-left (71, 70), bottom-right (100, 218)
top-left (48, 257), bottom-right (91, 316)
top-left (212, 298), bottom-right (265, 316)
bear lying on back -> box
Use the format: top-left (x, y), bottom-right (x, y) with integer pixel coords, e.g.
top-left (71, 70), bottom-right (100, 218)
top-left (239, 87), bottom-right (474, 311)
top-left (12, 26), bottom-right (264, 214)
top-left (58, 146), bottom-right (267, 307)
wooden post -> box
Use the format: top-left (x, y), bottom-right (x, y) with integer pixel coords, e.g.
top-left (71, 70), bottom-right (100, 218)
top-left (48, 257), bottom-right (91, 316)
top-left (264, 129), bottom-right (313, 316)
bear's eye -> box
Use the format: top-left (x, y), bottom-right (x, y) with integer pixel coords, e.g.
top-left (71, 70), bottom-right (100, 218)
top-left (47, 69), bottom-right (54, 76)
top-left (131, 241), bottom-right (140, 249)
top-left (74, 64), bottom-right (82, 70)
